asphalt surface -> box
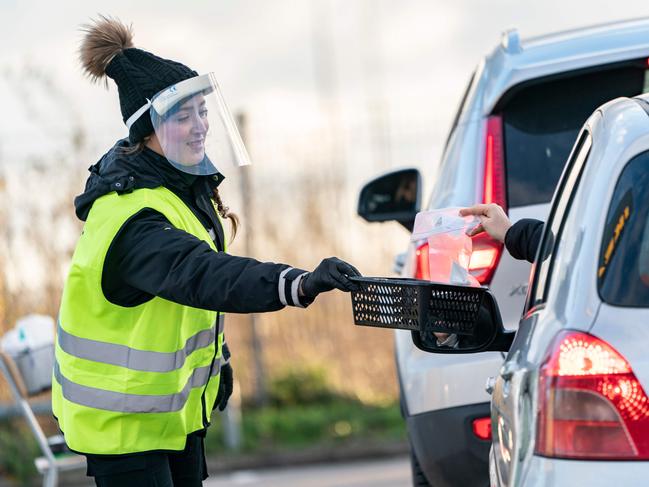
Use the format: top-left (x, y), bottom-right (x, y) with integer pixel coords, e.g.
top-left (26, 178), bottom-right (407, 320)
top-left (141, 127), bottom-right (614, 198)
top-left (205, 455), bottom-right (411, 487)
top-left (0, 456), bottom-right (412, 487)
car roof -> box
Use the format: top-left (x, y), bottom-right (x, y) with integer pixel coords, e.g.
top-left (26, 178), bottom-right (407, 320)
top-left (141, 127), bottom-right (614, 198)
top-left (478, 17), bottom-right (649, 116)
top-left (589, 95), bottom-right (649, 181)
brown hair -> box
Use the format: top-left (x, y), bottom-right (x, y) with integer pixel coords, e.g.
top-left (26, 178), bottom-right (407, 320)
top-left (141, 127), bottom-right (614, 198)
top-left (119, 140), bottom-right (145, 156)
top-left (212, 188), bottom-right (239, 242)
top-left (118, 140), bottom-right (239, 241)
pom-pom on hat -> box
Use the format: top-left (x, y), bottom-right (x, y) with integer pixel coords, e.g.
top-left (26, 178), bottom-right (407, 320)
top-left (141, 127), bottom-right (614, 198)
top-left (79, 15), bottom-right (198, 143)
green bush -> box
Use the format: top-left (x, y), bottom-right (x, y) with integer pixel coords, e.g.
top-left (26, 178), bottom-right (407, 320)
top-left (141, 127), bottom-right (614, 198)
top-left (0, 419), bottom-right (39, 486)
top-left (206, 399), bottom-right (405, 455)
top-left (267, 366), bottom-right (340, 407)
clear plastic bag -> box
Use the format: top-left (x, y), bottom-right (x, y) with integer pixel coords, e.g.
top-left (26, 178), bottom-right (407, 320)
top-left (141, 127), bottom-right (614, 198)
top-left (411, 207), bottom-right (480, 287)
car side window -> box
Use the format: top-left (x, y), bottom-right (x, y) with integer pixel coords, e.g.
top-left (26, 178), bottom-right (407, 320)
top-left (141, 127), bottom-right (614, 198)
top-left (442, 71), bottom-right (476, 153)
top-left (527, 131), bottom-right (592, 310)
top-left (598, 150), bottom-right (649, 306)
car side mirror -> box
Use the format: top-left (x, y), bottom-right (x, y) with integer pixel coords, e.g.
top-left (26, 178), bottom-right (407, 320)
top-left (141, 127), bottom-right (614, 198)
top-left (357, 168), bottom-right (422, 231)
top-left (412, 288), bottom-right (515, 354)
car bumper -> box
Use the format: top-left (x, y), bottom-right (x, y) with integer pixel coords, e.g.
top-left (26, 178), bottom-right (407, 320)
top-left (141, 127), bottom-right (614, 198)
top-left (507, 455), bottom-right (649, 487)
top-left (406, 402), bottom-right (491, 487)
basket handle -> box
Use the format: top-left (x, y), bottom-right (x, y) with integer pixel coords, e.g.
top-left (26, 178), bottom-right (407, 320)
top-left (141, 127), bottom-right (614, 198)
top-left (0, 351), bottom-right (28, 398)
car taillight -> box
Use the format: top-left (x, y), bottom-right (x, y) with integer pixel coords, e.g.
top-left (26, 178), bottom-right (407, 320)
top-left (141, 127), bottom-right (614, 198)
top-left (469, 115), bottom-right (506, 285)
top-left (536, 330), bottom-right (649, 460)
top-left (483, 116), bottom-right (506, 208)
top-left (472, 416), bottom-right (492, 440)
top-left (469, 232), bottom-right (502, 284)
top-left (414, 242), bottom-right (430, 280)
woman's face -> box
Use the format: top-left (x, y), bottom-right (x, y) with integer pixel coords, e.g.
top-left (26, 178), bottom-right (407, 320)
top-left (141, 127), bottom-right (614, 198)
top-left (158, 94), bottom-right (209, 166)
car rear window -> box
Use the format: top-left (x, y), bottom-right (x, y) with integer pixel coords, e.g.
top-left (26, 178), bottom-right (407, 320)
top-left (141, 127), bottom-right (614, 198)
top-left (503, 64), bottom-right (649, 208)
top-left (598, 150), bottom-right (649, 307)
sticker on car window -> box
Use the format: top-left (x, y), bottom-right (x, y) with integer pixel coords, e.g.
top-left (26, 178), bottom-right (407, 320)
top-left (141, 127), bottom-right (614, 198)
top-left (598, 190), bottom-right (633, 281)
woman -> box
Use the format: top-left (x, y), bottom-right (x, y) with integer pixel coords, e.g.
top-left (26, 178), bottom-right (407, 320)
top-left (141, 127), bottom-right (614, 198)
top-left (52, 16), bottom-right (361, 486)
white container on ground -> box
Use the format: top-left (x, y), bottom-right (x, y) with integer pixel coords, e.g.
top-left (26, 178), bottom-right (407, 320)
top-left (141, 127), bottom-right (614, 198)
top-left (1, 314), bottom-right (55, 394)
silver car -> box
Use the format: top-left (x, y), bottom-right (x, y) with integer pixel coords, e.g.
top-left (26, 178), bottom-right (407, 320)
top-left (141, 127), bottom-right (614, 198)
top-left (359, 92), bottom-right (649, 485)
top-left (358, 19), bottom-right (649, 486)
top-left (491, 93), bottom-right (649, 486)
top-left (436, 93), bottom-right (649, 485)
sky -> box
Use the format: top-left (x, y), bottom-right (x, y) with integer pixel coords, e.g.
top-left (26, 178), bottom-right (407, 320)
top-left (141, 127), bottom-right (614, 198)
top-left (2, 0), bottom-right (649, 290)
top-left (3, 0), bottom-right (649, 171)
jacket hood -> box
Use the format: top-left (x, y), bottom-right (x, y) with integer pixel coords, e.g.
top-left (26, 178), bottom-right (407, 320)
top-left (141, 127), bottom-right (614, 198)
top-left (74, 139), bottom-right (224, 221)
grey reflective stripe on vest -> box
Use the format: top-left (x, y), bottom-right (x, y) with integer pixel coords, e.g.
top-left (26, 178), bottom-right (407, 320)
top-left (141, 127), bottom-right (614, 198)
top-left (57, 314), bottom-right (225, 373)
top-left (54, 355), bottom-right (228, 413)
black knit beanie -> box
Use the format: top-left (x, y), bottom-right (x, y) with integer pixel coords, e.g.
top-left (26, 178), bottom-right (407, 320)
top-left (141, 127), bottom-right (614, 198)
top-left (79, 16), bottom-right (198, 143)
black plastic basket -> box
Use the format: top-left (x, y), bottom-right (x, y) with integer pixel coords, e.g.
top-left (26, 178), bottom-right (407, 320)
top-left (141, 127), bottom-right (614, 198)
top-left (350, 277), bottom-right (430, 331)
top-left (350, 277), bottom-right (487, 336)
top-left (425, 284), bottom-right (486, 336)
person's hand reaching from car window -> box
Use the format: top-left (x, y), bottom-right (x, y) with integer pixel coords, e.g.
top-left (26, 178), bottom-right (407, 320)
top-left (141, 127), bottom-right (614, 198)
top-left (459, 204), bottom-right (512, 242)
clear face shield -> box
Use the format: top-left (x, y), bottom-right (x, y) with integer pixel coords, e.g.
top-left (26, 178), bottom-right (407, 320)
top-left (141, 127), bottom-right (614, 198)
top-left (127, 73), bottom-right (251, 176)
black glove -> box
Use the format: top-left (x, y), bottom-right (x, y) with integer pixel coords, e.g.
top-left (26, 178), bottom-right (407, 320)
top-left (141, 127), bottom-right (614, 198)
top-left (214, 342), bottom-right (233, 411)
top-left (300, 257), bottom-right (361, 299)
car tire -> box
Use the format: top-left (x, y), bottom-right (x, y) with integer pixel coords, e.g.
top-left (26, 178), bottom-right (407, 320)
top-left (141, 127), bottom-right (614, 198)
top-left (410, 444), bottom-right (432, 487)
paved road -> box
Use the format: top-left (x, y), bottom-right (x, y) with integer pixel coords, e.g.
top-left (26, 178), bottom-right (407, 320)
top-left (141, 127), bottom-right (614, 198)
top-left (9, 455), bottom-right (411, 487)
top-left (205, 456), bottom-right (411, 487)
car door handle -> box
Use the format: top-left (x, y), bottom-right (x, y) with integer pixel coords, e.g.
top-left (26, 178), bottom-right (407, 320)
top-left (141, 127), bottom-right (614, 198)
top-left (499, 350), bottom-right (520, 381)
top-left (499, 361), bottom-right (519, 381)
top-left (485, 376), bottom-right (496, 395)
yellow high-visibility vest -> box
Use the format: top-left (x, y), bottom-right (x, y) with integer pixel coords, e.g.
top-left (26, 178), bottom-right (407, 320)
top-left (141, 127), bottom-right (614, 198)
top-left (52, 187), bottom-right (225, 454)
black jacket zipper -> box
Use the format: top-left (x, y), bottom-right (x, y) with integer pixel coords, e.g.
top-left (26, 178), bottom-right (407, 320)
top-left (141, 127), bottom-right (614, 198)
top-left (194, 183), bottom-right (224, 428)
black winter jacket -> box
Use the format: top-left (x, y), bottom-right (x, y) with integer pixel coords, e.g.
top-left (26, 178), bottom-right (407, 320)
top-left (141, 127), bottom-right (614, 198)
top-left (504, 218), bottom-right (544, 263)
top-left (74, 139), bottom-right (310, 312)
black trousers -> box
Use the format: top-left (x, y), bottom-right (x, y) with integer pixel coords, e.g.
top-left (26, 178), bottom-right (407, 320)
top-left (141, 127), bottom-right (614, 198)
top-left (85, 432), bottom-right (208, 487)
